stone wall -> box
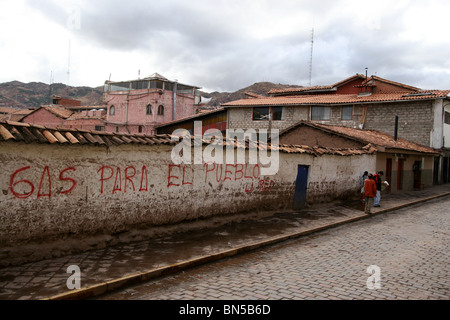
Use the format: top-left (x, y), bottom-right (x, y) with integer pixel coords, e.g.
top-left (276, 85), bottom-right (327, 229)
top-left (227, 100), bottom-right (438, 148)
top-left (227, 107), bottom-right (309, 132)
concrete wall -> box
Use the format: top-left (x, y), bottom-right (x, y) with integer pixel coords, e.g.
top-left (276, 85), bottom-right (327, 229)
top-left (376, 152), bottom-right (434, 193)
top-left (364, 101), bottom-right (434, 147)
top-left (445, 104), bottom-right (450, 149)
top-left (0, 140), bottom-right (373, 266)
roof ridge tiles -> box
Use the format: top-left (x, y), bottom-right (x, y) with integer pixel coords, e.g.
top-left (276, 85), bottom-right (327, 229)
top-left (0, 121), bottom-right (382, 156)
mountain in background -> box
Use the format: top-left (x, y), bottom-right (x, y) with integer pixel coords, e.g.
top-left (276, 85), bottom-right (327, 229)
top-left (0, 80), bottom-right (300, 110)
top-left (200, 82), bottom-right (300, 107)
top-left (0, 81), bottom-right (104, 109)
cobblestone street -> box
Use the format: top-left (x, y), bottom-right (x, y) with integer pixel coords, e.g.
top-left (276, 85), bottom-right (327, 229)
top-left (99, 197), bottom-right (450, 300)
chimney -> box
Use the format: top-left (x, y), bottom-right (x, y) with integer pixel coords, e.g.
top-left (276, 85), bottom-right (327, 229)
top-left (394, 116), bottom-right (399, 141)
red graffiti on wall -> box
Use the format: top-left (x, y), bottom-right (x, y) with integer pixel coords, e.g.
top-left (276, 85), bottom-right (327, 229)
top-left (9, 166), bottom-right (77, 199)
top-left (97, 165), bottom-right (149, 194)
top-left (244, 177), bottom-right (276, 193)
top-left (166, 162), bottom-right (276, 193)
top-left (167, 164), bottom-right (193, 188)
top-left (203, 162), bottom-right (260, 183)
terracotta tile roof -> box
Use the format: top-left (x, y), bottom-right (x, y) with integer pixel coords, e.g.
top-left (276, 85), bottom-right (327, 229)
top-left (0, 107), bottom-right (18, 114)
top-left (0, 108), bottom-right (33, 121)
top-left (40, 106), bottom-right (75, 119)
top-left (281, 121), bottom-right (440, 155)
top-left (268, 74), bottom-right (366, 95)
top-left (244, 92), bottom-right (266, 98)
top-left (0, 120), bottom-right (174, 146)
top-left (364, 75), bottom-right (420, 91)
top-left (223, 90), bottom-right (450, 107)
top-left (0, 120), bottom-right (376, 157)
top-left (65, 113), bottom-right (107, 121)
top-left (156, 107), bottom-right (226, 128)
top-left (269, 85), bottom-right (335, 95)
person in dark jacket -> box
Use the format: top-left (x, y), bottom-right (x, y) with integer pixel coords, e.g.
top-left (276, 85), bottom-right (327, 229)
top-left (373, 171), bottom-right (383, 207)
top-left (364, 174), bottom-right (377, 214)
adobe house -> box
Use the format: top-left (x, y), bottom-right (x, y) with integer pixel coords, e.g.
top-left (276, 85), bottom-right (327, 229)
top-left (222, 74), bottom-right (450, 184)
top-left (103, 73), bottom-right (202, 135)
top-left (279, 121), bottom-right (441, 192)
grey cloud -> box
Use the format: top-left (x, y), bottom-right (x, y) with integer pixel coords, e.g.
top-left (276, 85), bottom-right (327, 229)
top-left (23, 0), bottom-right (450, 91)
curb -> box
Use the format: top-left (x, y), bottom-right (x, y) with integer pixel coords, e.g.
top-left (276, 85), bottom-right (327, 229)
top-left (44, 192), bottom-right (450, 300)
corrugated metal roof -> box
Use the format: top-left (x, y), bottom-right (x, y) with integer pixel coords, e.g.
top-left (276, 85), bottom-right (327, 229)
top-left (0, 120), bottom-right (377, 157)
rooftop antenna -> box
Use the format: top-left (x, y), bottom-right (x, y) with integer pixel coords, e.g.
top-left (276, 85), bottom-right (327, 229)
top-left (308, 26), bottom-right (314, 87)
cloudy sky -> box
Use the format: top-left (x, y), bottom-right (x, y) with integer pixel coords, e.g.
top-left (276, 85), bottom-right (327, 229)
top-left (1, 0), bottom-right (449, 93)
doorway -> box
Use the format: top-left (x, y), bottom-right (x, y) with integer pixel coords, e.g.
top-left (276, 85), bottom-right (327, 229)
top-left (397, 158), bottom-right (404, 191)
top-left (293, 165), bottom-right (309, 210)
top-left (413, 160), bottom-right (422, 189)
top-left (386, 158), bottom-right (392, 193)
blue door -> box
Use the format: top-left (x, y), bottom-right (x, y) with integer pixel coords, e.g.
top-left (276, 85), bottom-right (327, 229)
top-left (293, 165), bottom-right (309, 210)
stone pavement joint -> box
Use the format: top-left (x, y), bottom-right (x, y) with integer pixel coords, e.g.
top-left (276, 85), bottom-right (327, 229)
top-left (0, 185), bottom-right (449, 300)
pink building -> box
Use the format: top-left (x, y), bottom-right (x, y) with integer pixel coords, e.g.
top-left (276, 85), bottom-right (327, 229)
top-left (22, 105), bottom-right (107, 132)
top-left (103, 73), bottom-right (201, 135)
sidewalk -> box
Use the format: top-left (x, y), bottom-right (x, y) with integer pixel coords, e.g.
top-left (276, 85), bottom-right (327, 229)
top-left (1, 184), bottom-right (449, 300)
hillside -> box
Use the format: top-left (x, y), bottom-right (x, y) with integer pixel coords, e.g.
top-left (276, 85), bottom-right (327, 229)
top-left (202, 82), bottom-right (300, 107)
top-left (0, 81), bottom-right (104, 109)
top-left (0, 80), bottom-right (299, 110)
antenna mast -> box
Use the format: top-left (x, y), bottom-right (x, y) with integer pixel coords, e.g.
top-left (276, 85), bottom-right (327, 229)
top-left (66, 39), bottom-right (71, 97)
top-left (308, 27), bottom-right (314, 87)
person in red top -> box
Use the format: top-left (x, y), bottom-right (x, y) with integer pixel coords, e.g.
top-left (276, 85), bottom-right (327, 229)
top-left (364, 174), bottom-right (377, 214)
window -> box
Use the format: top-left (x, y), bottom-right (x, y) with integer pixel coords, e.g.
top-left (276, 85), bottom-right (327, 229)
top-left (131, 81), bottom-right (149, 90)
top-left (272, 107), bottom-right (284, 121)
top-left (95, 126), bottom-right (105, 131)
top-left (253, 107), bottom-right (270, 120)
top-left (157, 105), bottom-right (164, 115)
top-left (115, 126), bottom-right (119, 133)
top-left (150, 80), bottom-right (164, 89)
top-left (342, 106), bottom-right (353, 120)
top-left (311, 106), bottom-right (331, 120)
top-left (445, 111), bottom-right (450, 125)
top-left (253, 107), bottom-right (284, 121)
top-left (138, 126), bottom-right (143, 133)
top-left (109, 105), bottom-right (115, 116)
top-left (146, 104), bottom-right (153, 115)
